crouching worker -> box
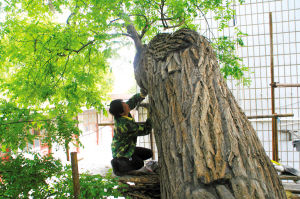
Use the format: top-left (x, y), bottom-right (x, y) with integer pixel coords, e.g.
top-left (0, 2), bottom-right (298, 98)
top-left (109, 92), bottom-right (153, 176)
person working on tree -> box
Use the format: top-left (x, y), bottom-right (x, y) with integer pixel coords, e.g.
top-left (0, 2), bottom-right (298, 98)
top-left (109, 91), bottom-right (152, 176)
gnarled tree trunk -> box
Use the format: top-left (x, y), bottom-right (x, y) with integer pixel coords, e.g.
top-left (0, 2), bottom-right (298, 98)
top-left (132, 28), bottom-right (286, 199)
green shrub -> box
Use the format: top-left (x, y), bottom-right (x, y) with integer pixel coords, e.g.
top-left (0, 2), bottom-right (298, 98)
top-left (52, 167), bottom-right (128, 198)
top-left (0, 153), bottom-right (127, 198)
top-left (0, 153), bottom-right (63, 198)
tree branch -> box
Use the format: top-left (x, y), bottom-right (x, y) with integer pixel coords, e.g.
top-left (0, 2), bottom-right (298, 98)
top-left (137, 14), bottom-right (156, 39)
top-left (126, 24), bottom-right (143, 51)
top-left (53, 54), bottom-right (70, 88)
top-left (140, 21), bottom-right (152, 39)
top-left (163, 19), bottom-right (185, 30)
top-left (107, 12), bottom-right (144, 51)
top-left (0, 119), bottom-right (54, 126)
top-left (34, 38), bottom-right (37, 52)
top-left (160, 0), bottom-right (168, 28)
top-left (109, 17), bottom-right (123, 24)
top-left (158, 0), bottom-right (185, 30)
top-left (108, 13), bottom-right (155, 39)
top-left (53, 40), bottom-right (94, 57)
top-left (194, 3), bottom-right (216, 40)
top-left (121, 33), bottom-right (133, 38)
top-left (64, 40), bottom-right (94, 53)
top-left (66, 12), bottom-right (75, 25)
top-left (66, 5), bottom-right (79, 25)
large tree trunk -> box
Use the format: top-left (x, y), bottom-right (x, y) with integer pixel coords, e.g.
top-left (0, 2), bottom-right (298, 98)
top-left (133, 28), bottom-right (286, 199)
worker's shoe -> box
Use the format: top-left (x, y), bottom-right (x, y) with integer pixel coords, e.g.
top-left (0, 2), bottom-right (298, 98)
top-left (111, 158), bottom-right (128, 176)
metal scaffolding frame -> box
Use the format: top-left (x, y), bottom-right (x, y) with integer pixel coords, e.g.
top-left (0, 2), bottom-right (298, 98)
top-left (218, 0), bottom-right (300, 168)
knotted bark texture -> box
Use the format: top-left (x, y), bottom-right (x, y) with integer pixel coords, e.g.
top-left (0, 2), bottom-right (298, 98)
top-left (118, 174), bottom-right (160, 199)
top-left (133, 29), bottom-right (286, 199)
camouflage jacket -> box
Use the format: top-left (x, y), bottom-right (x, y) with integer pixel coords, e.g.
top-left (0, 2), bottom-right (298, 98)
top-left (111, 93), bottom-right (152, 158)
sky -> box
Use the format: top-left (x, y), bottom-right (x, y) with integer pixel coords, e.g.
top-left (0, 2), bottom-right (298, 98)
top-left (109, 45), bottom-right (137, 94)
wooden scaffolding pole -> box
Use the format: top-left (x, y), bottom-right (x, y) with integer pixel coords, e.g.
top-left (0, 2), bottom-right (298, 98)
top-left (71, 152), bottom-right (80, 199)
top-left (269, 12), bottom-right (279, 162)
top-left (247, 113), bottom-right (294, 119)
top-left (96, 112), bottom-right (99, 145)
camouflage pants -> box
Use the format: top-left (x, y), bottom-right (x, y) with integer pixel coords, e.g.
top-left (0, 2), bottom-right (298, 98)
top-left (111, 147), bottom-right (152, 176)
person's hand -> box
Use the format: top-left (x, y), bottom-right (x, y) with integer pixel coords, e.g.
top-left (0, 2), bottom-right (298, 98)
top-left (140, 88), bottom-right (148, 98)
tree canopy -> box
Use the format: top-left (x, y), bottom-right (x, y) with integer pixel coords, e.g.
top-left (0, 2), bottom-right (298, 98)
top-left (0, 0), bottom-right (246, 151)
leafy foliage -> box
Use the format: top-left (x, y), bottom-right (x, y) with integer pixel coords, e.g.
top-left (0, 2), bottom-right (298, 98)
top-left (0, 1), bottom-right (113, 151)
top-left (0, 99), bottom-right (81, 151)
top-left (51, 168), bottom-right (127, 198)
top-left (212, 30), bottom-right (250, 85)
top-left (0, 153), bottom-right (126, 198)
top-left (0, 153), bottom-right (63, 198)
top-left (0, 0), bottom-right (247, 151)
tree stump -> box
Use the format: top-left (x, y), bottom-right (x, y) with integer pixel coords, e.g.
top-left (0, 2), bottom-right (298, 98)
top-left (131, 28), bottom-right (287, 198)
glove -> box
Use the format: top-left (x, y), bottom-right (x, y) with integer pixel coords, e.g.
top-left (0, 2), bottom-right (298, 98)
top-left (140, 88), bottom-right (148, 98)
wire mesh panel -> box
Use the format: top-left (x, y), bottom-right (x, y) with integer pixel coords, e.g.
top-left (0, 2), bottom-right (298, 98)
top-left (197, 0), bottom-right (300, 168)
top-left (78, 109), bottom-right (98, 135)
top-left (136, 105), bottom-right (158, 161)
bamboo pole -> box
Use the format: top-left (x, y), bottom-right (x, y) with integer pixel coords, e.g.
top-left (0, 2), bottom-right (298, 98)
top-left (71, 152), bottom-right (80, 199)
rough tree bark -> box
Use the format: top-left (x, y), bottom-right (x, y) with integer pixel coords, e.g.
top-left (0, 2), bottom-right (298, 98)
top-left (129, 27), bottom-right (286, 199)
